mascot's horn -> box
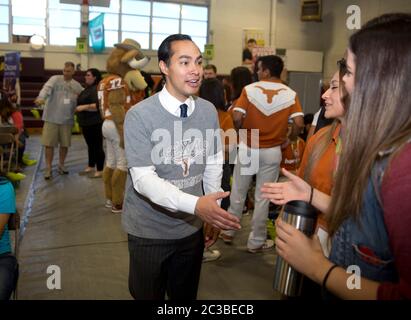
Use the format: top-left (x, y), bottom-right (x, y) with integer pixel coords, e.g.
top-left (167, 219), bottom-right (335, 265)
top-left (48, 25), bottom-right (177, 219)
top-left (128, 56), bottom-right (150, 70)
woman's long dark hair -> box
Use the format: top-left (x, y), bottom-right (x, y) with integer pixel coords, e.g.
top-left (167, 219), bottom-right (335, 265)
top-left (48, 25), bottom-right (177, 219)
top-left (327, 13), bottom-right (411, 237)
top-left (230, 66), bottom-right (252, 101)
top-left (199, 78), bottom-right (226, 111)
top-left (87, 68), bottom-right (102, 86)
top-left (0, 89), bottom-right (17, 125)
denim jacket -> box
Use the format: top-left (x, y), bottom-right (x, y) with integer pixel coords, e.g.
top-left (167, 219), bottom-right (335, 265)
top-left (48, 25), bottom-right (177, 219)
top-left (329, 155), bottom-right (399, 283)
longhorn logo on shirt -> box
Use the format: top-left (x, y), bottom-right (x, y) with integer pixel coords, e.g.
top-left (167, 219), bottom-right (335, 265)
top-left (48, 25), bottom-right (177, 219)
top-left (254, 86), bottom-right (287, 103)
top-left (171, 138), bottom-right (204, 177)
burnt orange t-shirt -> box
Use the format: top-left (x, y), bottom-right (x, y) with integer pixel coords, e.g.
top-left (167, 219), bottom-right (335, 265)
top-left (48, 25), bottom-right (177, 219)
top-left (218, 110), bottom-right (235, 132)
top-left (227, 99), bottom-right (238, 119)
top-left (218, 110), bottom-right (235, 160)
top-left (281, 137), bottom-right (306, 172)
top-left (234, 79), bottom-right (303, 148)
top-left (297, 123), bottom-right (341, 229)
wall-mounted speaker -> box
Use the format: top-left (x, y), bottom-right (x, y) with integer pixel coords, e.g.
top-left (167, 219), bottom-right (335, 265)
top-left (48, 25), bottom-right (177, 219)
top-left (301, 0), bottom-right (322, 22)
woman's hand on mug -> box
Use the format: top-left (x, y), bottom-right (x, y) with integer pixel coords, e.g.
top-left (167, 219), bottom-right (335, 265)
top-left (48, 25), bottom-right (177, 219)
top-left (275, 219), bottom-right (327, 283)
top-left (260, 168), bottom-right (311, 205)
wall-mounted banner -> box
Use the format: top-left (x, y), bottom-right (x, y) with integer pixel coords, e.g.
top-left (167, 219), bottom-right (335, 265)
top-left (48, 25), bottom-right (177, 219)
top-left (4, 51), bottom-right (21, 79)
top-left (89, 13), bottom-right (105, 53)
top-left (252, 47), bottom-right (276, 58)
top-left (2, 51), bottom-right (21, 105)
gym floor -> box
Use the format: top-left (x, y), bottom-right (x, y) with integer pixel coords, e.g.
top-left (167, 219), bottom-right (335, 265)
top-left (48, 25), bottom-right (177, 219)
top-left (16, 134), bottom-right (280, 300)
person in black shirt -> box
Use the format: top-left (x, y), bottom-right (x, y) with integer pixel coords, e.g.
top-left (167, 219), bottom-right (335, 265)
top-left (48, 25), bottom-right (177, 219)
top-left (75, 68), bottom-right (105, 178)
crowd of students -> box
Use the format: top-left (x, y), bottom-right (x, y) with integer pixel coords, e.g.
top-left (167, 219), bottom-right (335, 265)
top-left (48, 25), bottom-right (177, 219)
top-left (1, 12), bottom-right (410, 300)
top-left (261, 13), bottom-right (411, 299)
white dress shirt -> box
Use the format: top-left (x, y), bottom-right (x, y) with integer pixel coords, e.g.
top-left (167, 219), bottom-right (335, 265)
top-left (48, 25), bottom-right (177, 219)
top-left (158, 85), bottom-right (195, 117)
top-left (129, 86), bottom-right (223, 214)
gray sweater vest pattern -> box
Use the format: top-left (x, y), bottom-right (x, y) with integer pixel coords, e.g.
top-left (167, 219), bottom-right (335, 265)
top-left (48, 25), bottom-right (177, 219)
top-left (122, 94), bottom-right (221, 239)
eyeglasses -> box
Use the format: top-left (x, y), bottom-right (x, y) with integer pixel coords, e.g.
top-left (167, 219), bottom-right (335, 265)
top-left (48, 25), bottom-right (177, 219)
top-left (337, 58), bottom-right (347, 75)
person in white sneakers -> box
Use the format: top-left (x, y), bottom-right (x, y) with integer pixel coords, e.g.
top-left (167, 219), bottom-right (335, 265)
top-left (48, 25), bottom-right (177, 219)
top-left (220, 55), bottom-right (304, 253)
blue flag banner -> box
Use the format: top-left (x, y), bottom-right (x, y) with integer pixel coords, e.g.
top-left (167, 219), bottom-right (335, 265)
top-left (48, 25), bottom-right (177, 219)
top-left (4, 51), bottom-right (21, 79)
top-left (3, 51), bottom-right (21, 104)
top-left (89, 13), bottom-right (105, 53)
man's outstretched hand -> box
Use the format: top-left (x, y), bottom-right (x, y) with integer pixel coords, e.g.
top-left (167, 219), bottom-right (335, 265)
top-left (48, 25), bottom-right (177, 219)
top-left (195, 192), bottom-right (241, 231)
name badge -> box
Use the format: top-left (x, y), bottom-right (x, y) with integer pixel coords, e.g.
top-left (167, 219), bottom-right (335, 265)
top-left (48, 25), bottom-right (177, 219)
top-left (64, 98), bottom-right (70, 105)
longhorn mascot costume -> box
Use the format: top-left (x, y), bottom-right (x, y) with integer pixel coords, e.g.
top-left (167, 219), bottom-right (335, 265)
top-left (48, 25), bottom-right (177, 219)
top-left (98, 39), bottom-right (150, 213)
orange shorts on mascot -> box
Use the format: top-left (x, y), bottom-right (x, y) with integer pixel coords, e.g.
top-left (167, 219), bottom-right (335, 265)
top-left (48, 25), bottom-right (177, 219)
top-left (98, 38), bottom-right (150, 213)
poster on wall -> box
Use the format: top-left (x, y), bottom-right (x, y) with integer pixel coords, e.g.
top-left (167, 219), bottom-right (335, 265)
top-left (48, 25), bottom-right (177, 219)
top-left (243, 29), bottom-right (265, 47)
top-left (2, 51), bottom-right (21, 106)
top-left (242, 29), bottom-right (265, 73)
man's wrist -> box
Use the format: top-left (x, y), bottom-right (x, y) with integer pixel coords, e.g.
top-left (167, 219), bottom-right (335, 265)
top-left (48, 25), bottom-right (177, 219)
top-left (179, 193), bottom-right (199, 215)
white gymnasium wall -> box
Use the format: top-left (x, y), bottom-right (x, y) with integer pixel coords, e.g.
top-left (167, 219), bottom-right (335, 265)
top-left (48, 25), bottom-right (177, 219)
top-left (274, 0), bottom-right (323, 52)
top-left (208, 0), bottom-right (271, 75)
top-left (321, 0), bottom-right (411, 82)
top-left (208, 0), bottom-right (323, 75)
top-left (1, 0), bottom-right (411, 77)
top-left (0, 0), bottom-right (329, 74)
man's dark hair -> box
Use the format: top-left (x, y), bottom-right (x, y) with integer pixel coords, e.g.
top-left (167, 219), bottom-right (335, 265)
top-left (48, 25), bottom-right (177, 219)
top-left (204, 64), bottom-right (217, 73)
top-left (258, 55), bottom-right (284, 78)
top-left (242, 48), bottom-right (252, 62)
top-left (140, 70), bottom-right (155, 98)
top-left (158, 34), bottom-right (193, 66)
top-left (303, 113), bottom-right (314, 126)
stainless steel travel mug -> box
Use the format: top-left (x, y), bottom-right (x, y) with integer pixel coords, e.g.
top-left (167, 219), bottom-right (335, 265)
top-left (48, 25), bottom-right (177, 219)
top-left (273, 200), bottom-right (318, 297)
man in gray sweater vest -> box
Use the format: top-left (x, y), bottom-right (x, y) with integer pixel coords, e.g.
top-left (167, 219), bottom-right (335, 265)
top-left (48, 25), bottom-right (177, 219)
top-left (123, 34), bottom-right (241, 300)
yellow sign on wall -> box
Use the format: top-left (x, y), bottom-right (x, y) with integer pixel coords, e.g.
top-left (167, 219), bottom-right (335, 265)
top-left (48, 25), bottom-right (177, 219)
top-left (76, 37), bottom-right (88, 53)
top-left (243, 29), bottom-right (265, 48)
top-left (203, 44), bottom-right (214, 60)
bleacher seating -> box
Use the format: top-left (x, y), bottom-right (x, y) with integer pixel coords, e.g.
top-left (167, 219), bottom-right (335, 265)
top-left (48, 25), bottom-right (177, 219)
top-left (2, 56), bottom-right (166, 132)
top-left (0, 57), bottom-right (86, 131)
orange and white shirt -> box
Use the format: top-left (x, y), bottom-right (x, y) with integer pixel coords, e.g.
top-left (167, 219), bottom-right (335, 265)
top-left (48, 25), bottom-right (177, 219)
top-left (233, 79), bottom-right (303, 148)
top-left (298, 124), bottom-right (341, 199)
top-left (218, 110), bottom-right (235, 134)
top-left (217, 110), bottom-right (236, 160)
top-left (281, 137), bottom-right (306, 172)
top-left (297, 123), bottom-right (341, 256)
top-left (97, 74), bottom-right (144, 120)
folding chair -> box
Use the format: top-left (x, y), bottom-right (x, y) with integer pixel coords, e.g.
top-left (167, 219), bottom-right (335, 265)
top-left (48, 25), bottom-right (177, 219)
top-left (0, 126), bottom-right (19, 173)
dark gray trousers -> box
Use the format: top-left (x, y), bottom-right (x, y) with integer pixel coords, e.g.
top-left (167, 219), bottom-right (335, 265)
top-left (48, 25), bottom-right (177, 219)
top-left (128, 229), bottom-right (204, 300)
